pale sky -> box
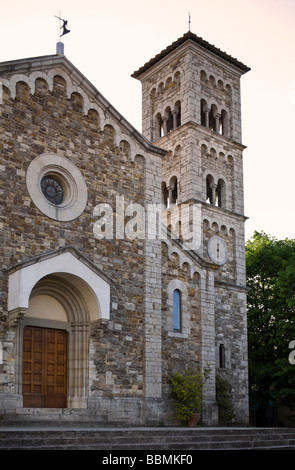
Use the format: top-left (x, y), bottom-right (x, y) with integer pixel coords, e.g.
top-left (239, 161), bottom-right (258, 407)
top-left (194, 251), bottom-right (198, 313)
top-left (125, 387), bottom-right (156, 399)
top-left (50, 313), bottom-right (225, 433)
top-left (1, 0), bottom-right (294, 242)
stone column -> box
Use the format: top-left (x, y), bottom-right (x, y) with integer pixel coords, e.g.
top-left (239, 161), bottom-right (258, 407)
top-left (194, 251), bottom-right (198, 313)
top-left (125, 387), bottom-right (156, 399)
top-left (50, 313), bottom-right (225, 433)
top-left (215, 113), bottom-right (221, 133)
top-left (163, 117), bottom-right (168, 135)
top-left (199, 271), bottom-right (218, 425)
top-left (211, 183), bottom-right (217, 206)
top-left (205, 109), bottom-right (209, 128)
top-left (143, 154), bottom-right (163, 425)
top-left (168, 186), bottom-right (173, 207)
top-left (67, 322), bottom-right (89, 409)
top-left (172, 110), bottom-right (178, 130)
top-left (0, 308), bottom-right (28, 412)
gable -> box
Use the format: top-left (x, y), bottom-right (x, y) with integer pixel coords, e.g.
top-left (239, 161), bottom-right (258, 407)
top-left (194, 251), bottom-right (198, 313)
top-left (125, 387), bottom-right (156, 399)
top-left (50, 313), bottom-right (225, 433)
top-left (0, 54), bottom-right (167, 160)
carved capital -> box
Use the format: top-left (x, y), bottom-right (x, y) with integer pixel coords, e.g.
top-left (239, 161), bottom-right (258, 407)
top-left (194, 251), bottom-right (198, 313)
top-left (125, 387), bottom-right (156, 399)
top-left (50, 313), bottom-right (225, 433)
top-left (8, 308), bottom-right (27, 328)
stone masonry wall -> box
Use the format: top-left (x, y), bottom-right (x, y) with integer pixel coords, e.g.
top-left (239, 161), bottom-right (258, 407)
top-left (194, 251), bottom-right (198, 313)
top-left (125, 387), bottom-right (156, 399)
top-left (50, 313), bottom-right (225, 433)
top-left (0, 71), bottom-right (158, 406)
top-left (161, 241), bottom-right (201, 397)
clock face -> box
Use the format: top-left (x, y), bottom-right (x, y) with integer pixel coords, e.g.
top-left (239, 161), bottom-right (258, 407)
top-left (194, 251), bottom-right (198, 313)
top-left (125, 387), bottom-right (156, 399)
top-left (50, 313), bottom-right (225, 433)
top-left (207, 236), bottom-right (228, 265)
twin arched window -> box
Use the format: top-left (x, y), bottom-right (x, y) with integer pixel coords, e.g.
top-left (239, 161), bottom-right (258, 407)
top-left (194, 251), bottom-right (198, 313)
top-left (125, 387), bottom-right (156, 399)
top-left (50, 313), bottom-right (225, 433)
top-left (155, 101), bottom-right (181, 139)
top-left (200, 99), bottom-right (229, 137)
top-left (162, 176), bottom-right (178, 208)
top-left (206, 175), bottom-right (226, 208)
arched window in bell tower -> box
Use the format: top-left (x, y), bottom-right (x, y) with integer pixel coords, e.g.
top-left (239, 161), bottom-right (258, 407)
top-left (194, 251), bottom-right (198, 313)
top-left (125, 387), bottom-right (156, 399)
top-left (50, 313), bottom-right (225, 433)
top-left (164, 107), bottom-right (173, 133)
top-left (220, 109), bottom-right (229, 137)
top-left (216, 178), bottom-right (226, 208)
top-left (174, 71), bottom-right (181, 87)
top-left (209, 104), bottom-right (218, 132)
top-left (206, 175), bottom-right (226, 208)
top-left (169, 176), bottom-right (178, 205)
top-left (201, 99), bottom-right (208, 127)
top-left (206, 174), bottom-right (214, 204)
top-left (174, 100), bottom-right (181, 128)
top-left (201, 100), bottom-right (229, 136)
top-left (155, 112), bottom-right (163, 139)
top-left (162, 182), bottom-right (168, 207)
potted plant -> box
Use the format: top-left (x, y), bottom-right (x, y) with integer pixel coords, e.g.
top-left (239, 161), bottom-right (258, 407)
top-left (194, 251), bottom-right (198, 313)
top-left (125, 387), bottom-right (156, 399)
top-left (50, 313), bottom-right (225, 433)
top-left (171, 368), bottom-right (207, 426)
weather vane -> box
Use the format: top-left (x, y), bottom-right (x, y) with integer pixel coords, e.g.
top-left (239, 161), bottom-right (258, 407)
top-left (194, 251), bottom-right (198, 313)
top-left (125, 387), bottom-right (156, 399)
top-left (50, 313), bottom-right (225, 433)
top-left (54, 14), bottom-right (70, 38)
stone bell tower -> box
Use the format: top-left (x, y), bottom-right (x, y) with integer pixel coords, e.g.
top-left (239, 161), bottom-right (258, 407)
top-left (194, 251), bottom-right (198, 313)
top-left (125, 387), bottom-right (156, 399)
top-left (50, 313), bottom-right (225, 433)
top-left (133, 31), bottom-right (250, 424)
top-left (132, 31), bottom-right (250, 211)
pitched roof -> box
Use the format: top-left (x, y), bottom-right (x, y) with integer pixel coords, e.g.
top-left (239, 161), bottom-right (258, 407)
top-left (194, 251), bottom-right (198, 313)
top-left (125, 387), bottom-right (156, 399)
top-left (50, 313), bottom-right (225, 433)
top-left (132, 31), bottom-right (250, 79)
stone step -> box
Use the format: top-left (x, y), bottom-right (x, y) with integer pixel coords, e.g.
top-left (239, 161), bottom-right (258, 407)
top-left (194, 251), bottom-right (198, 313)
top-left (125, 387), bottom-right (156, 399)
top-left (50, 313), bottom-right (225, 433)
top-left (0, 409), bottom-right (114, 427)
top-left (1, 427), bottom-right (295, 450)
top-left (0, 419), bottom-right (117, 428)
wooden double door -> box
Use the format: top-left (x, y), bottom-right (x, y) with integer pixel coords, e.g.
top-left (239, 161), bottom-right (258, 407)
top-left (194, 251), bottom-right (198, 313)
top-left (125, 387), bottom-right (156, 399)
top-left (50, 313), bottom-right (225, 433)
top-left (22, 326), bottom-right (67, 408)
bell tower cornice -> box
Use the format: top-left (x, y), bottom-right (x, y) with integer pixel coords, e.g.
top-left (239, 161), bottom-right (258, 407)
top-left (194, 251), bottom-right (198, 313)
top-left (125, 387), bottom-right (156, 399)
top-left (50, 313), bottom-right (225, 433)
top-left (153, 120), bottom-right (247, 152)
top-left (132, 31), bottom-right (250, 80)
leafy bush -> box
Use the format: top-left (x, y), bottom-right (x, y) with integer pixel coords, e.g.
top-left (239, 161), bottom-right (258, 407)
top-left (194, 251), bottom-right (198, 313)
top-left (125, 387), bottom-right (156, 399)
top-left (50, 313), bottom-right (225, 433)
top-left (171, 369), bottom-right (205, 421)
top-left (216, 375), bottom-right (236, 425)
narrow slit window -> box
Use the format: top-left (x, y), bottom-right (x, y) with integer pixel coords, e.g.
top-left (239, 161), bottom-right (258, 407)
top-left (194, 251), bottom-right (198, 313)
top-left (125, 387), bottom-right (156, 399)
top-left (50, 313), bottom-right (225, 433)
top-left (173, 289), bottom-right (181, 332)
top-left (219, 344), bottom-right (226, 368)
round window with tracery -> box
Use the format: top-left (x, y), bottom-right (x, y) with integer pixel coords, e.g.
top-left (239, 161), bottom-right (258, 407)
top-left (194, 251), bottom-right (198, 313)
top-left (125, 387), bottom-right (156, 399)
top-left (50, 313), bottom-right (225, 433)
top-left (26, 154), bottom-right (88, 221)
top-left (41, 176), bottom-right (64, 205)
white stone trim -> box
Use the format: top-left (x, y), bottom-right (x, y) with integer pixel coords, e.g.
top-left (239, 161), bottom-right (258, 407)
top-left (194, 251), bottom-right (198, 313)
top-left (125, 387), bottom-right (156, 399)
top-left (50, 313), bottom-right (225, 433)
top-left (8, 251), bottom-right (110, 321)
top-left (166, 279), bottom-right (189, 338)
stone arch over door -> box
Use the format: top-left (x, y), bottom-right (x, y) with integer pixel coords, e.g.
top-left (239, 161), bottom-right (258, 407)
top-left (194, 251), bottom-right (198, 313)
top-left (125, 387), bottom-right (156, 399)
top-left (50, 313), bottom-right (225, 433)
top-left (7, 247), bottom-right (112, 409)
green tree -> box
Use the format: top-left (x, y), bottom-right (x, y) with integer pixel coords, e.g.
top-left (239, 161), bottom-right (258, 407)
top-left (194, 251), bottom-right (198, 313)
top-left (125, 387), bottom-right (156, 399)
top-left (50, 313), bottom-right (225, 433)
top-left (246, 231), bottom-right (295, 410)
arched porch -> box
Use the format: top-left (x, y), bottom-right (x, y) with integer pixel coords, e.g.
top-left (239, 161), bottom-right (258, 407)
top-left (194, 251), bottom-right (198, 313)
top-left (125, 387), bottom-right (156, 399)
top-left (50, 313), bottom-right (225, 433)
top-left (7, 247), bottom-right (111, 409)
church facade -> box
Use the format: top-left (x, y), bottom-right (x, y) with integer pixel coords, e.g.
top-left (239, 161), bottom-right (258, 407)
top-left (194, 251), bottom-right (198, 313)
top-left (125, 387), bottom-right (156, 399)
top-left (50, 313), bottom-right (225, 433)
top-left (0, 32), bottom-right (250, 426)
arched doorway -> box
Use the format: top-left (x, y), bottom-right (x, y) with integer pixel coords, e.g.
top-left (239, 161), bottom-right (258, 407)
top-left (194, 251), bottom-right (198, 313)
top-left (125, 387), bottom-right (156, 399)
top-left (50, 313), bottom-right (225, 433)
top-left (7, 248), bottom-right (111, 409)
top-left (22, 273), bottom-right (92, 408)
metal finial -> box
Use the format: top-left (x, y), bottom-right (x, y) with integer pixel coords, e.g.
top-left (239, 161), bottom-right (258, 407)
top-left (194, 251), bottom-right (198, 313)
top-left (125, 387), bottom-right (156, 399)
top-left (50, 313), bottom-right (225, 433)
top-left (188, 11), bottom-right (191, 31)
